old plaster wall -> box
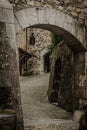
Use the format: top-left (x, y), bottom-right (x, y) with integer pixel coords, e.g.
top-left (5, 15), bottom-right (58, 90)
top-left (0, 0), bottom-right (24, 130)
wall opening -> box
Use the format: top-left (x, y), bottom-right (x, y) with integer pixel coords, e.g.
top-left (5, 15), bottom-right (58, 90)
top-left (44, 51), bottom-right (50, 73)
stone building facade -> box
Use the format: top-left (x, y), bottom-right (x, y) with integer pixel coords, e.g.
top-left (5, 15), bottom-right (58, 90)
top-left (16, 28), bottom-right (51, 75)
top-left (48, 42), bottom-right (87, 112)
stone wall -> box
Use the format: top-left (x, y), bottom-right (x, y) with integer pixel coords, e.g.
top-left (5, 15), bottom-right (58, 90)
top-left (48, 41), bottom-right (87, 112)
top-left (16, 28), bottom-right (51, 75)
top-left (48, 42), bottom-right (74, 112)
top-left (9, 0), bottom-right (87, 27)
top-left (77, 74), bottom-right (87, 110)
top-left (0, 1), bottom-right (24, 129)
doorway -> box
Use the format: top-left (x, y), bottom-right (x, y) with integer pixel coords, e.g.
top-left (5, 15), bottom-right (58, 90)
top-left (44, 52), bottom-right (50, 73)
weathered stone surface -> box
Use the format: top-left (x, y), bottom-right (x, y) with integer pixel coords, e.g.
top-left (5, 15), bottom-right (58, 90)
top-left (0, 0), bottom-right (87, 129)
top-left (8, 0), bottom-right (87, 28)
top-left (15, 7), bottom-right (87, 51)
top-left (25, 125), bottom-right (69, 130)
top-left (48, 42), bottom-right (87, 112)
top-left (16, 28), bottom-right (51, 75)
top-left (20, 74), bottom-right (73, 127)
top-left (48, 42), bottom-right (74, 112)
top-left (0, 1), bottom-right (24, 130)
top-left (0, 0), bottom-right (12, 9)
top-left (24, 119), bottom-right (78, 130)
top-left (10, 0), bottom-right (87, 55)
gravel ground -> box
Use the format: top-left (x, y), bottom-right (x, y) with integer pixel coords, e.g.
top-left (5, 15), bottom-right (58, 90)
top-left (20, 74), bottom-right (78, 130)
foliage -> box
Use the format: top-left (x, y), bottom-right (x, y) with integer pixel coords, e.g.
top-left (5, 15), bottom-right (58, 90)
top-left (50, 32), bottom-right (63, 46)
top-left (47, 43), bottom-right (55, 51)
top-left (48, 32), bottom-right (63, 52)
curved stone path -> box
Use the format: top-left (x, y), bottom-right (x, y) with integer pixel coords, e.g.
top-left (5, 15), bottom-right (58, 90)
top-left (20, 74), bottom-right (78, 130)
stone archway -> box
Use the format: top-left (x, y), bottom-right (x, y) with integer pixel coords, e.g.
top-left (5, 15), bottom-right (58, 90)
top-left (0, 0), bottom-right (24, 130)
top-left (15, 7), bottom-right (86, 52)
top-left (0, 0), bottom-right (87, 129)
top-left (14, 8), bottom-right (87, 112)
top-left (14, 8), bottom-right (87, 111)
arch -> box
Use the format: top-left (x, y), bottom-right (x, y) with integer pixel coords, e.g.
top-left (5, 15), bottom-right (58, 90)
top-left (15, 7), bottom-right (87, 52)
top-left (0, 1), bottom-right (86, 129)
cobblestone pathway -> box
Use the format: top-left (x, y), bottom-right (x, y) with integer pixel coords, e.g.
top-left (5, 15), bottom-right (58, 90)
top-left (25, 119), bottom-right (78, 130)
top-left (20, 74), bottom-right (78, 130)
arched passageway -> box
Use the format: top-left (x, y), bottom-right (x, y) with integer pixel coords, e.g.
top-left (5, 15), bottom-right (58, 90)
top-left (17, 26), bottom-right (85, 127)
top-left (14, 7), bottom-right (86, 112)
top-left (17, 27), bottom-right (74, 126)
top-left (0, 1), bottom-right (87, 129)
top-left (15, 8), bottom-right (86, 115)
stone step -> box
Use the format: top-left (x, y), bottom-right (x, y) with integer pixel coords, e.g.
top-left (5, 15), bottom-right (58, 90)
top-left (24, 119), bottom-right (78, 130)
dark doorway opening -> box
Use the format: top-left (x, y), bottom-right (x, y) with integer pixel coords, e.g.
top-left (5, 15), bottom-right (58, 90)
top-left (44, 52), bottom-right (50, 73)
top-left (53, 59), bottom-right (61, 91)
top-left (48, 59), bottom-right (62, 103)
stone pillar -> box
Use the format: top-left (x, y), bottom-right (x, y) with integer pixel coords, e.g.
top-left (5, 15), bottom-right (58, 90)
top-left (0, 0), bottom-right (24, 130)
